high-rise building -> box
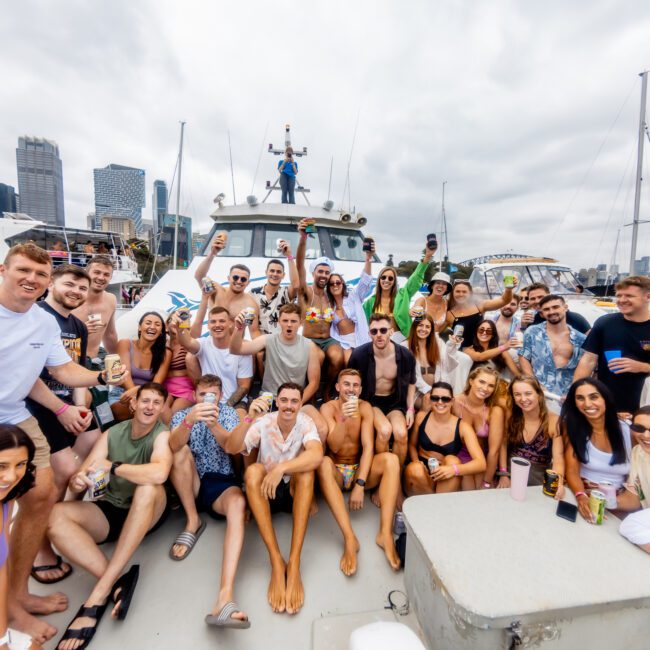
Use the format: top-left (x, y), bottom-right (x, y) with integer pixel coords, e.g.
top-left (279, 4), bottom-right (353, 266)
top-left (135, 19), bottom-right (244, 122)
top-left (633, 256), bottom-right (650, 276)
top-left (192, 232), bottom-right (207, 257)
top-left (15, 136), bottom-right (65, 226)
top-left (93, 164), bottom-right (145, 233)
top-left (152, 180), bottom-right (167, 235)
top-left (0, 183), bottom-right (17, 215)
top-left (100, 215), bottom-right (136, 241)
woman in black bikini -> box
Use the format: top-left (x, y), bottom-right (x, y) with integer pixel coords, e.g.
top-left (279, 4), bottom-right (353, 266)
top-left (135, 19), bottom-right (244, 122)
top-left (403, 382), bottom-right (486, 495)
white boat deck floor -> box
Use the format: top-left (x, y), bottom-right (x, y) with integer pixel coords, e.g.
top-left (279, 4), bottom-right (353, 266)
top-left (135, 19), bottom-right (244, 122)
top-left (37, 498), bottom-right (414, 649)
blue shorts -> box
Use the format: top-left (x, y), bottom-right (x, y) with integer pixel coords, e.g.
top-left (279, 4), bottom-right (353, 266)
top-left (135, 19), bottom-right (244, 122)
top-left (197, 472), bottom-right (240, 519)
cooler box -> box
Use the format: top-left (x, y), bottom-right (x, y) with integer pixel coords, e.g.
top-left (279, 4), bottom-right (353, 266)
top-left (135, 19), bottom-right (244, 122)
top-left (403, 488), bottom-right (650, 650)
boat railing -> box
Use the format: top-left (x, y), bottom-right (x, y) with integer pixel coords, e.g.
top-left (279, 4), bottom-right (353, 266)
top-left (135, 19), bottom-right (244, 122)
top-left (46, 249), bottom-right (138, 276)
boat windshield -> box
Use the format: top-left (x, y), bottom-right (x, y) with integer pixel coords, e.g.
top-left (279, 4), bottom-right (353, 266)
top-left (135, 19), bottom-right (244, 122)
top-left (327, 228), bottom-right (368, 262)
top-left (469, 265), bottom-right (585, 298)
top-left (264, 225), bottom-right (322, 259)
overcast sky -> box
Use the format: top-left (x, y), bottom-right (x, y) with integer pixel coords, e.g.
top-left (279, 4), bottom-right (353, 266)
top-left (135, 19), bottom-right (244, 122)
top-left (2, 0), bottom-right (650, 271)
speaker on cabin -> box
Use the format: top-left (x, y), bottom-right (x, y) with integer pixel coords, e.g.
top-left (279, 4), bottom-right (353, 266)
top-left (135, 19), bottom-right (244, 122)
top-left (356, 214), bottom-right (367, 226)
top-left (340, 211), bottom-right (352, 223)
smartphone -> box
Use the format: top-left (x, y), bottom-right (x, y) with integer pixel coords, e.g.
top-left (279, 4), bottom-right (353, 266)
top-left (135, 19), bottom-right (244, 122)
top-left (556, 500), bottom-right (578, 522)
top-left (426, 233), bottom-right (437, 251)
top-left (362, 237), bottom-right (374, 253)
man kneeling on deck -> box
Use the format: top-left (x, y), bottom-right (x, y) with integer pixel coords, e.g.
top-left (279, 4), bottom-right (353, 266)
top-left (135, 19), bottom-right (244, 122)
top-left (168, 374), bottom-right (249, 628)
top-left (48, 383), bottom-right (172, 650)
top-left (318, 369), bottom-right (401, 575)
top-left (222, 382), bottom-right (323, 615)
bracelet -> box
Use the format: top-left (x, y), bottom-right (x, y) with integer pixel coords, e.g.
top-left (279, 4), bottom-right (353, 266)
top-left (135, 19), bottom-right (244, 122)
top-left (496, 470), bottom-right (510, 477)
top-left (244, 416), bottom-right (254, 424)
top-left (498, 344), bottom-right (506, 352)
top-left (407, 407), bottom-right (415, 412)
top-left (182, 418), bottom-right (193, 430)
top-left (575, 491), bottom-right (587, 499)
top-left (499, 466), bottom-right (507, 473)
top-left (287, 255), bottom-right (295, 261)
top-left (452, 464), bottom-right (459, 476)
top-left (482, 481), bottom-right (492, 489)
top-left (55, 403), bottom-right (70, 416)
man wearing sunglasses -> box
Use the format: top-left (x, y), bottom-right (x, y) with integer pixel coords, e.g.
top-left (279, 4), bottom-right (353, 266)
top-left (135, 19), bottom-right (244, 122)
top-left (348, 314), bottom-right (417, 466)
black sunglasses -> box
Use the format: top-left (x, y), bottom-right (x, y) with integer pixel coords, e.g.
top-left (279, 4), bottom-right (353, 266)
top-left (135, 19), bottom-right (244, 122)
top-left (231, 275), bottom-right (249, 282)
top-left (631, 423), bottom-right (650, 435)
top-left (369, 327), bottom-right (389, 335)
top-left (430, 395), bottom-right (452, 403)
top-left (380, 275), bottom-right (395, 282)
top-left (329, 281), bottom-right (343, 287)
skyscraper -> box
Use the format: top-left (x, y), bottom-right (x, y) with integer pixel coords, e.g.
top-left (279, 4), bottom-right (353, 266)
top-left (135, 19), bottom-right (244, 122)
top-left (152, 180), bottom-right (167, 236)
top-left (15, 136), bottom-right (65, 226)
top-left (0, 183), bottom-right (17, 215)
top-left (93, 164), bottom-right (145, 233)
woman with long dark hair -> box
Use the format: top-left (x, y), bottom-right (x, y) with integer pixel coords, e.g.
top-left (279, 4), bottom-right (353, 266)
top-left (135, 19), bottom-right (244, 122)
top-left (464, 319), bottom-right (519, 375)
top-left (110, 311), bottom-right (172, 422)
top-left (0, 424), bottom-right (41, 650)
top-left (498, 375), bottom-right (565, 494)
top-left (561, 378), bottom-right (631, 522)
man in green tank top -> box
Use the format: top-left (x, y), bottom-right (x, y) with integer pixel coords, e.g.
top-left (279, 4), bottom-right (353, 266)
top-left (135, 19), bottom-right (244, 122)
top-left (48, 383), bottom-right (172, 647)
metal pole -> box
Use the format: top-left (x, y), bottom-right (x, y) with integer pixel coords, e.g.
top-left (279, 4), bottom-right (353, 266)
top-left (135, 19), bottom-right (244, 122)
top-left (629, 71), bottom-right (647, 275)
top-left (173, 121), bottom-right (185, 270)
top-left (228, 130), bottom-right (236, 205)
top-left (439, 181), bottom-right (447, 267)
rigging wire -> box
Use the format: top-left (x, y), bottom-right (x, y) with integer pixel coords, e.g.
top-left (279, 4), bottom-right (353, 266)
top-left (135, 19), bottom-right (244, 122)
top-left (340, 107), bottom-right (361, 211)
top-left (251, 122), bottom-right (269, 195)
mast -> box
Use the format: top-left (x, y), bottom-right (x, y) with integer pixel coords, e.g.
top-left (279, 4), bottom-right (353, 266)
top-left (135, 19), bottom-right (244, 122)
top-left (173, 121), bottom-right (185, 270)
top-left (438, 181), bottom-right (448, 267)
top-left (629, 71), bottom-right (648, 275)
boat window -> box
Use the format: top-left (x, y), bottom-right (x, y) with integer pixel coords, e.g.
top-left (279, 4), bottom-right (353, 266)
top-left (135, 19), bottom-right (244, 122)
top-left (467, 268), bottom-right (489, 297)
top-left (530, 266), bottom-right (580, 294)
top-left (208, 225), bottom-right (253, 257)
top-left (328, 228), bottom-right (367, 262)
top-left (264, 225), bottom-right (321, 259)
top-left (485, 267), bottom-right (531, 295)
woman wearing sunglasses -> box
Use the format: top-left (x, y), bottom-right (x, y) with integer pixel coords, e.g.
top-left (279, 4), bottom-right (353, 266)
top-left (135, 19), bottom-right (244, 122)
top-left (452, 367), bottom-right (505, 490)
top-left (618, 406), bottom-right (650, 552)
top-left (445, 279), bottom-right (514, 349)
top-left (326, 241), bottom-right (375, 363)
top-left (464, 319), bottom-right (520, 376)
top-left (498, 375), bottom-right (565, 495)
top-left (560, 378), bottom-right (631, 523)
top-left (403, 314), bottom-right (468, 409)
top-left (404, 382), bottom-right (485, 496)
top-left (363, 238), bottom-right (435, 342)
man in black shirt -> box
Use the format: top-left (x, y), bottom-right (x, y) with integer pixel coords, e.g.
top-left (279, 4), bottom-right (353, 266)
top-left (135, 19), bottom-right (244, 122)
top-left (521, 282), bottom-right (591, 334)
top-left (348, 314), bottom-right (416, 466)
top-left (574, 276), bottom-right (650, 415)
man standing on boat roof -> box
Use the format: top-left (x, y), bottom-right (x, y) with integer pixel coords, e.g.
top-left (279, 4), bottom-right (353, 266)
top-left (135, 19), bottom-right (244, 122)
top-left (278, 147), bottom-right (298, 204)
top-left (296, 219), bottom-right (345, 400)
top-left (193, 234), bottom-right (262, 338)
top-left (72, 255), bottom-right (119, 366)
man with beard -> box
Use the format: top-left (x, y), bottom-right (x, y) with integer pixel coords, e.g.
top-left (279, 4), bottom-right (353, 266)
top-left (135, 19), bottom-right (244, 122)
top-left (490, 295), bottom-right (521, 345)
top-left (521, 282), bottom-right (590, 334)
top-left (519, 295), bottom-right (586, 399)
top-left (72, 255), bottom-right (119, 365)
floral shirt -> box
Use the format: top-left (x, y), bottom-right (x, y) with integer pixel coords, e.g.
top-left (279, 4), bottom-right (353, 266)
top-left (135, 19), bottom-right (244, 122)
top-left (251, 285), bottom-right (293, 334)
top-left (519, 323), bottom-right (586, 397)
top-left (171, 403), bottom-right (240, 478)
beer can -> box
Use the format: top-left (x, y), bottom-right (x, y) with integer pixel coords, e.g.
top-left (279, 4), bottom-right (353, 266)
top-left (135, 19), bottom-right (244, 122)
top-left (412, 305), bottom-right (425, 321)
top-left (87, 469), bottom-right (109, 501)
top-left (542, 469), bottom-right (559, 497)
top-left (305, 219), bottom-right (317, 234)
top-left (346, 394), bottom-right (360, 417)
top-left (243, 307), bottom-right (256, 326)
top-left (201, 276), bottom-right (216, 294)
top-left (588, 490), bottom-right (606, 525)
top-left (177, 307), bottom-right (191, 329)
top-left (427, 457), bottom-right (440, 474)
top-left (453, 324), bottom-right (464, 338)
top-left (103, 354), bottom-right (122, 382)
top-left (216, 231), bottom-right (228, 244)
top-left (276, 238), bottom-right (285, 254)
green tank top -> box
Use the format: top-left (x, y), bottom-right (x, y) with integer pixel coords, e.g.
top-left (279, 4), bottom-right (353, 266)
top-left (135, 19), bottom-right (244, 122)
top-left (104, 419), bottom-right (167, 509)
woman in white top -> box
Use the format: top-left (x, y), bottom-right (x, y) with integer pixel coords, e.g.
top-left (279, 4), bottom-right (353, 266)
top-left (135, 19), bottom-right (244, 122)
top-left (561, 378), bottom-right (631, 523)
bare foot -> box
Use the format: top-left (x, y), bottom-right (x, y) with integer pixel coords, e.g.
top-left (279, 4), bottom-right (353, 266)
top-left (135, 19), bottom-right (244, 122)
top-left (309, 497), bottom-right (319, 517)
top-left (19, 592), bottom-right (68, 615)
top-left (8, 605), bottom-right (57, 644)
top-left (376, 533), bottom-right (401, 571)
top-left (267, 559), bottom-right (287, 613)
top-left (285, 561), bottom-right (304, 615)
top-left (370, 490), bottom-right (381, 508)
top-left (340, 536), bottom-right (360, 576)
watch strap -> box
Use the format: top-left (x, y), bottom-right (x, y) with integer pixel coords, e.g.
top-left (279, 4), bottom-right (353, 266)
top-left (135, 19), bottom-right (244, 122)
top-left (97, 371), bottom-right (107, 386)
top-left (355, 478), bottom-right (366, 487)
top-left (110, 461), bottom-right (123, 476)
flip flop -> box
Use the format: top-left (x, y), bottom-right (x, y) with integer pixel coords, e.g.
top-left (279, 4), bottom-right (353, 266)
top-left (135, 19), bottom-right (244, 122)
top-left (110, 564), bottom-right (139, 621)
top-left (205, 601), bottom-right (251, 629)
top-left (31, 554), bottom-right (73, 584)
top-left (56, 601), bottom-right (107, 650)
top-left (169, 519), bottom-right (206, 561)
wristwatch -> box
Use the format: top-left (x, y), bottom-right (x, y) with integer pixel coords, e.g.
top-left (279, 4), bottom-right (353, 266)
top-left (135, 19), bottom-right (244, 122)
top-left (355, 478), bottom-right (366, 487)
top-left (97, 371), bottom-right (107, 386)
top-left (110, 461), bottom-right (123, 476)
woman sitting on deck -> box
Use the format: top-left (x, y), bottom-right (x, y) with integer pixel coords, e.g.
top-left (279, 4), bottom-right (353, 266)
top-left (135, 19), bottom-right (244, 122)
top-left (162, 311), bottom-right (196, 423)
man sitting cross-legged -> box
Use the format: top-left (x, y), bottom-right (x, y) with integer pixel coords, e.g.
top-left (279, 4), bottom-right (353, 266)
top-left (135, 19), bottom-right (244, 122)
top-left (222, 383), bottom-right (323, 615)
top-left (168, 374), bottom-right (249, 629)
top-left (47, 383), bottom-right (172, 650)
top-left (318, 369), bottom-right (401, 575)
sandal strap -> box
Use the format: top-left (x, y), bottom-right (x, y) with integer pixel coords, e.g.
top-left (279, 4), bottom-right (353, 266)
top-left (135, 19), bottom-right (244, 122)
top-left (216, 601), bottom-right (239, 622)
top-left (174, 532), bottom-right (198, 547)
top-left (60, 626), bottom-right (97, 641)
top-left (32, 555), bottom-right (63, 572)
top-left (77, 603), bottom-right (106, 619)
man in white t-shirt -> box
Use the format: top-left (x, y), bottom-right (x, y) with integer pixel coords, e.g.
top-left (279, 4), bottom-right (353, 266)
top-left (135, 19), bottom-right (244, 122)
top-left (223, 383), bottom-right (323, 616)
top-left (176, 306), bottom-right (253, 410)
top-left (0, 243), bottom-right (125, 644)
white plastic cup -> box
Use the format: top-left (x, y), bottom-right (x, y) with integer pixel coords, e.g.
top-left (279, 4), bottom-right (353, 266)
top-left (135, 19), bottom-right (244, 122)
top-left (510, 457), bottom-right (531, 501)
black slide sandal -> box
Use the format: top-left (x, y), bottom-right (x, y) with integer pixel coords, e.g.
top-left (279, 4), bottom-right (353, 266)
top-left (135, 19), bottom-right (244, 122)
top-left (110, 564), bottom-right (140, 621)
top-left (56, 602), bottom-right (107, 649)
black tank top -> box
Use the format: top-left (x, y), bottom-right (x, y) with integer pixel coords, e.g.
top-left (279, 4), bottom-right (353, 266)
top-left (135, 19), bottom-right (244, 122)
top-left (418, 412), bottom-right (463, 456)
top-left (450, 309), bottom-right (483, 347)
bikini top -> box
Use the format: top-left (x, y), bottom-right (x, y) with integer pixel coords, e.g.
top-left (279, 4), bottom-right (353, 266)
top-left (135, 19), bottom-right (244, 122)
top-left (458, 400), bottom-right (489, 438)
top-left (305, 306), bottom-right (334, 323)
top-left (0, 502), bottom-right (9, 568)
top-left (332, 307), bottom-right (352, 326)
top-left (168, 344), bottom-right (187, 371)
top-left (418, 412), bottom-right (463, 456)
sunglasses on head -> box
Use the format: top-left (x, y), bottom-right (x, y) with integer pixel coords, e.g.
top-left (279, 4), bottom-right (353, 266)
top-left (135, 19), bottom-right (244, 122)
top-left (631, 423), bottom-right (650, 435)
top-left (380, 274), bottom-right (395, 282)
top-left (231, 275), bottom-right (248, 282)
top-left (454, 279), bottom-right (471, 286)
top-left (369, 327), bottom-right (389, 335)
top-left (430, 395), bottom-right (452, 403)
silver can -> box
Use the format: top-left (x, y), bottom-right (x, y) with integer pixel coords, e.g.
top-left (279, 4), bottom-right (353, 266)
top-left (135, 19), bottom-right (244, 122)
top-left (427, 457), bottom-right (440, 473)
top-left (243, 307), bottom-right (256, 326)
top-left (201, 276), bottom-right (216, 294)
top-left (453, 324), bottom-right (464, 338)
top-left (203, 392), bottom-right (216, 404)
top-left (87, 469), bottom-right (109, 501)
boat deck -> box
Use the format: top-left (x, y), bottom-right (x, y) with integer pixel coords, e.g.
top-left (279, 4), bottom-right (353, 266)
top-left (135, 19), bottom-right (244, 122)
top-left (37, 498), bottom-right (420, 649)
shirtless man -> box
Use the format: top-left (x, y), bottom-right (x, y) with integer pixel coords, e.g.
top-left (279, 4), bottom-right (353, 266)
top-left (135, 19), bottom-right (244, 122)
top-left (72, 255), bottom-right (118, 363)
top-left (295, 219), bottom-right (344, 399)
top-left (491, 296), bottom-right (521, 345)
top-left (519, 294), bottom-right (586, 400)
top-left (318, 369), bottom-right (401, 575)
top-left (193, 234), bottom-right (261, 337)
top-left (348, 314), bottom-right (416, 466)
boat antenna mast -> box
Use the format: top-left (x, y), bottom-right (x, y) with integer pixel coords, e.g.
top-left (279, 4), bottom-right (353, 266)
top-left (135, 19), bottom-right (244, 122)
top-left (438, 181), bottom-right (450, 268)
top-left (263, 124), bottom-right (310, 204)
top-left (172, 121), bottom-right (186, 270)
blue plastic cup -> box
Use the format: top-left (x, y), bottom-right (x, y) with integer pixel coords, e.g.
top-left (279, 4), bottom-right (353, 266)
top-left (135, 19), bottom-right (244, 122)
top-left (604, 350), bottom-right (622, 373)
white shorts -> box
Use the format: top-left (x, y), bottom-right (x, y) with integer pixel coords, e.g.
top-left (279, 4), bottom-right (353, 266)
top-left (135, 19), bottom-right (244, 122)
top-left (619, 508), bottom-right (650, 546)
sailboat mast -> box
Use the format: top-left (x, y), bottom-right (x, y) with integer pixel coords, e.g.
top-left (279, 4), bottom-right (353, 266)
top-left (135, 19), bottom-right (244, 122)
top-left (629, 71), bottom-right (647, 275)
top-left (173, 121), bottom-right (186, 270)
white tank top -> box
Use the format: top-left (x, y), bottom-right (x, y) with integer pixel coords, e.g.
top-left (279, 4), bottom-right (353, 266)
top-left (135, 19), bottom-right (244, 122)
top-left (580, 421), bottom-right (632, 489)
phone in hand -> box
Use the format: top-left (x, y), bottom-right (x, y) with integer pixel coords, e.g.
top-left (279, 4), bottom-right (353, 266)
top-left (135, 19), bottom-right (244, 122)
top-left (426, 233), bottom-right (437, 251)
top-left (362, 237), bottom-right (374, 253)
top-left (556, 500), bottom-right (578, 522)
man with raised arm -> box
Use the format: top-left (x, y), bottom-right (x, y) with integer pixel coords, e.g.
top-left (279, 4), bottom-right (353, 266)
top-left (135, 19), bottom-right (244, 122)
top-left (72, 255), bottom-right (119, 364)
top-left (222, 383), bottom-right (323, 615)
top-left (295, 219), bottom-right (344, 399)
top-left (48, 383), bottom-right (172, 649)
top-left (230, 303), bottom-right (326, 439)
top-left (348, 313), bottom-right (417, 466)
top-left (193, 234), bottom-right (261, 337)
top-left (0, 243), bottom-right (126, 644)
top-left (318, 369), bottom-right (401, 575)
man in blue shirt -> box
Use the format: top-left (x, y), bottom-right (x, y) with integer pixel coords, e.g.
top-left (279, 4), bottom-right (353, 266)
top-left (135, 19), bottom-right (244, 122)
top-left (278, 146), bottom-right (298, 204)
top-left (169, 374), bottom-right (249, 628)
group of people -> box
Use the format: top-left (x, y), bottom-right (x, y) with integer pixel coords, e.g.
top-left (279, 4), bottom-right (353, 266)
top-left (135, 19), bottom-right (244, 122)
top-left (0, 217), bottom-right (649, 649)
